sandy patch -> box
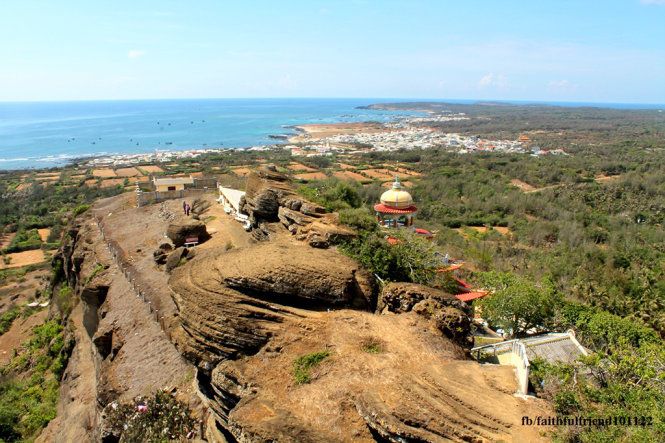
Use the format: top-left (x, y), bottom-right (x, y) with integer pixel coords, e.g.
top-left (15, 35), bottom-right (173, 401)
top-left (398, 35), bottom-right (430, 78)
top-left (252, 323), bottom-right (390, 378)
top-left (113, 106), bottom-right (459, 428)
top-left (115, 167), bottom-right (142, 177)
top-left (93, 168), bottom-right (117, 178)
top-left (289, 122), bottom-right (388, 142)
top-left (100, 178), bottom-right (125, 188)
top-left (595, 174), bottom-right (621, 183)
top-left (190, 172), bottom-right (204, 178)
top-left (37, 228), bottom-right (50, 242)
top-left (294, 172), bottom-right (328, 180)
top-left (510, 179), bottom-right (536, 192)
top-left (0, 250), bottom-right (47, 269)
top-left (15, 183), bottom-right (31, 191)
top-left (84, 179), bottom-right (99, 187)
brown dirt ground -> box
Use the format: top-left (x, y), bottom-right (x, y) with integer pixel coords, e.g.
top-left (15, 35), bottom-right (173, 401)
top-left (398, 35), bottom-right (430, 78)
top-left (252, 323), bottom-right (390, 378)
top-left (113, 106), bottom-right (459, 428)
top-left (510, 179), bottom-right (536, 192)
top-left (93, 168), bottom-right (116, 178)
top-left (285, 163), bottom-right (316, 172)
top-left (84, 179), bottom-right (98, 187)
top-left (337, 162), bottom-right (356, 170)
top-left (15, 183), bottom-right (31, 191)
top-left (0, 250), bottom-right (47, 269)
top-left (0, 268), bottom-right (49, 313)
top-left (100, 178), bottom-right (125, 188)
top-left (35, 173), bottom-right (61, 179)
top-left (0, 309), bottom-right (49, 365)
top-left (333, 170), bottom-right (367, 181)
top-left (0, 232), bottom-right (16, 250)
top-left (138, 165), bottom-right (164, 174)
top-left (231, 168), bottom-right (253, 176)
top-left (294, 172), bottom-right (328, 180)
top-left (363, 168), bottom-right (395, 180)
top-left (381, 180), bottom-right (411, 188)
top-left (114, 167), bottom-right (142, 177)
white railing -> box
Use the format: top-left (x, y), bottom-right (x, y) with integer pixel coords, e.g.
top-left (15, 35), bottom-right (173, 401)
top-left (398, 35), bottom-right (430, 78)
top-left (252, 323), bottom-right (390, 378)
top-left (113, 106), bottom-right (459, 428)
top-left (472, 339), bottom-right (530, 395)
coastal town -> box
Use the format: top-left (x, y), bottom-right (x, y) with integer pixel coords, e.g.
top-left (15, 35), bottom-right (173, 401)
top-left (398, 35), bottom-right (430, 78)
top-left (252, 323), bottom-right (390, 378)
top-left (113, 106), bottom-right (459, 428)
top-left (82, 113), bottom-right (567, 168)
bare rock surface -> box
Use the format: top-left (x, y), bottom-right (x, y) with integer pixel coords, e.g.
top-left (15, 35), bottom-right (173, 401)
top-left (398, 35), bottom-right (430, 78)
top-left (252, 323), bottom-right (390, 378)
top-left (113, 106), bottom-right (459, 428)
top-left (380, 282), bottom-right (473, 347)
top-left (168, 241), bottom-right (377, 366)
top-left (169, 240), bottom-right (550, 442)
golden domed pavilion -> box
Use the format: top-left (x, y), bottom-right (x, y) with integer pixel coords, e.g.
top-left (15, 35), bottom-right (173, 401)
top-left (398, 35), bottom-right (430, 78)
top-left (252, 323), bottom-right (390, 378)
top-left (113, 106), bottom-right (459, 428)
top-left (374, 177), bottom-right (418, 229)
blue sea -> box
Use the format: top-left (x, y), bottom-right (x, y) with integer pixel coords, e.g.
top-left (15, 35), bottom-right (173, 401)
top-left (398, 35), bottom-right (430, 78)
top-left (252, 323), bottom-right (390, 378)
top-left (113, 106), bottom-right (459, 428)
top-left (0, 98), bottom-right (662, 170)
top-left (0, 98), bottom-right (428, 170)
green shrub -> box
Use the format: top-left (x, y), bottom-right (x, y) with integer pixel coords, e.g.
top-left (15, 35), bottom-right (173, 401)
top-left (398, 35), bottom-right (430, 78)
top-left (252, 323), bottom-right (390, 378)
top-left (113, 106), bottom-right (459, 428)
top-left (103, 390), bottom-right (197, 442)
top-left (85, 264), bottom-right (107, 285)
top-left (0, 306), bottom-right (21, 336)
top-left (361, 339), bottom-right (384, 354)
top-left (73, 205), bottom-right (90, 217)
top-left (5, 228), bottom-right (42, 253)
top-left (293, 350), bottom-right (330, 384)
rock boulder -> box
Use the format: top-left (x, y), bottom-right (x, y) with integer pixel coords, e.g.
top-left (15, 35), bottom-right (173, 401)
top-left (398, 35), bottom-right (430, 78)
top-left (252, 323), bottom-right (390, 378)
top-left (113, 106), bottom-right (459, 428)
top-left (166, 221), bottom-right (209, 247)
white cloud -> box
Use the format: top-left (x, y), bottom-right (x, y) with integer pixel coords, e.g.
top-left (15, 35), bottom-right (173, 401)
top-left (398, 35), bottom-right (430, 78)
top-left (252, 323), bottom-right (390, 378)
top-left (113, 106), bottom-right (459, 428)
top-left (547, 79), bottom-right (569, 88)
top-left (127, 50), bottom-right (146, 59)
top-left (478, 72), bottom-right (507, 89)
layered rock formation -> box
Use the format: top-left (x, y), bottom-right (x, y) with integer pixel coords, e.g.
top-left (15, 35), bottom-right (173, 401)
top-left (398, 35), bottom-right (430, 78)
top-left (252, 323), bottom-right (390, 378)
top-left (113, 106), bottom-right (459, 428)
top-left (239, 166), bottom-right (354, 247)
top-left (379, 282), bottom-right (473, 347)
top-left (168, 241), bottom-right (376, 366)
top-left (168, 242), bottom-right (549, 442)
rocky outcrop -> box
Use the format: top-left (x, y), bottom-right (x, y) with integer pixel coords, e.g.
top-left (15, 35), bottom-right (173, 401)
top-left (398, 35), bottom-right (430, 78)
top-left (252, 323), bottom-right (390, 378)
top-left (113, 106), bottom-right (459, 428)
top-left (152, 242), bottom-right (173, 265)
top-left (241, 166), bottom-right (356, 247)
top-left (168, 242), bottom-right (377, 366)
top-left (166, 220), bottom-right (209, 247)
top-left (379, 282), bottom-right (473, 348)
top-left (165, 246), bottom-right (188, 272)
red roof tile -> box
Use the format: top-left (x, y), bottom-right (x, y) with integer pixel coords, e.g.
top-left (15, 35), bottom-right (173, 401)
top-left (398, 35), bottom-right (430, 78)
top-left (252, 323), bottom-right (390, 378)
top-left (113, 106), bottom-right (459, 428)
top-left (374, 203), bottom-right (418, 214)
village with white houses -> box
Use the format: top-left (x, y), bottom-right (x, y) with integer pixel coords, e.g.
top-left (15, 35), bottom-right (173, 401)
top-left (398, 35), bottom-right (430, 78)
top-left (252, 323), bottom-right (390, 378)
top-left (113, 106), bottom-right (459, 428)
top-left (82, 113), bottom-right (568, 168)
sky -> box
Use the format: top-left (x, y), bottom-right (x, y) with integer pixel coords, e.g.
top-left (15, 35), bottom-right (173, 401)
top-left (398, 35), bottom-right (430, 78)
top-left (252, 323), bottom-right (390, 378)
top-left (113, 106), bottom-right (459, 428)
top-left (1, 0), bottom-right (664, 103)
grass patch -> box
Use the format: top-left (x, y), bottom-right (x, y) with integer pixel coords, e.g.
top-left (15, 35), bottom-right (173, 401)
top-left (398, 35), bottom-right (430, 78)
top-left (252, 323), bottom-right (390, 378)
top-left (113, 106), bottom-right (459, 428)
top-left (360, 338), bottom-right (385, 354)
top-left (73, 204), bottom-right (90, 217)
top-left (293, 350), bottom-right (330, 385)
top-left (85, 264), bottom-right (107, 285)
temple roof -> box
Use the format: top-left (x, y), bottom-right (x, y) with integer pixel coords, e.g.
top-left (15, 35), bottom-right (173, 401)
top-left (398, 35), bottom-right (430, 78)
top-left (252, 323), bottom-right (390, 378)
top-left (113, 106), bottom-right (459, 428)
top-left (374, 203), bottom-right (418, 214)
top-left (379, 176), bottom-right (414, 209)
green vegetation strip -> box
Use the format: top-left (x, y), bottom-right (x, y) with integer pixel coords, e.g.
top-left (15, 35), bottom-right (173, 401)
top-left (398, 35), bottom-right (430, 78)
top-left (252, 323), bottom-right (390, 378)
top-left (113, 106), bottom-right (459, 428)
top-left (293, 350), bottom-right (330, 385)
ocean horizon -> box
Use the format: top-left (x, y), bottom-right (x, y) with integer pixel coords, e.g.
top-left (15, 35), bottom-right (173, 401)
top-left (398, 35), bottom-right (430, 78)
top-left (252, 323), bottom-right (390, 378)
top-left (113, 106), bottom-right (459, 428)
top-left (1, 97), bottom-right (663, 171)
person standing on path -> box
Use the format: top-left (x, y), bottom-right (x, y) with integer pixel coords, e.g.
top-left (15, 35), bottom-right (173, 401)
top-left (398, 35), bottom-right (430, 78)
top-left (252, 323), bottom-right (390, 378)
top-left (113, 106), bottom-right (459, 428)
top-left (186, 204), bottom-right (190, 216)
top-left (182, 200), bottom-right (187, 214)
